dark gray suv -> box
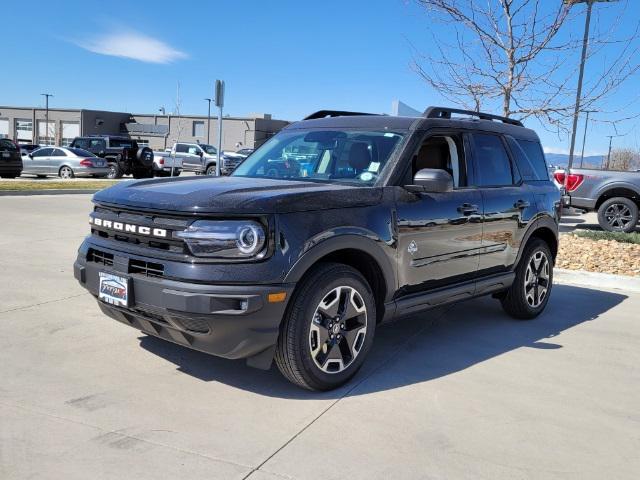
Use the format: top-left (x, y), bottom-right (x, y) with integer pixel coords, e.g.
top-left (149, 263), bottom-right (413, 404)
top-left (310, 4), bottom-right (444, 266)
top-left (73, 107), bottom-right (560, 390)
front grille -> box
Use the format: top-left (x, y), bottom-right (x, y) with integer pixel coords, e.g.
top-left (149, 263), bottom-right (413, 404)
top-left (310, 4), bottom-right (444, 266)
top-left (88, 248), bottom-right (114, 266)
top-left (176, 317), bottom-right (210, 334)
top-left (129, 259), bottom-right (164, 278)
top-left (91, 206), bottom-right (188, 253)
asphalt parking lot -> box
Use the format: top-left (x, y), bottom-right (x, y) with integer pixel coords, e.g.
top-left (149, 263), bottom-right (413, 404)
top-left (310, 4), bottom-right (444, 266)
top-left (1, 195), bottom-right (639, 480)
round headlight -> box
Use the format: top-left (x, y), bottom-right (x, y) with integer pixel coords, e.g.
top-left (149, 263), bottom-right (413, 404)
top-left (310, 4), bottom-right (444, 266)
top-left (236, 224), bottom-right (265, 254)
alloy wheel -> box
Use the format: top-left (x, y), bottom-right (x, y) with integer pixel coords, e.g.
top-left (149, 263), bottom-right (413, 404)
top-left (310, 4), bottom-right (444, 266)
top-left (524, 250), bottom-right (550, 308)
top-left (604, 203), bottom-right (633, 231)
top-left (309, 286), bottom-right (368, 374)
top-left (60, 166), bottom-right (73, 179)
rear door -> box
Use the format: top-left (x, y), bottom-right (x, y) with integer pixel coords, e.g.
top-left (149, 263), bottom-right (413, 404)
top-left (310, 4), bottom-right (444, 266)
top-left (468, 132), bottom-right (536, 276)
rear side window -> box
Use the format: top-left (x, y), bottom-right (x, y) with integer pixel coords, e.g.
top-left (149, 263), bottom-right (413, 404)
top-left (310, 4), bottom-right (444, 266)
top-left (515, 139), bottom-right (548, 181)
top-left (470, 133), bottom-right (514, 186)
top-left (0, 139), bottom-right (18, 151)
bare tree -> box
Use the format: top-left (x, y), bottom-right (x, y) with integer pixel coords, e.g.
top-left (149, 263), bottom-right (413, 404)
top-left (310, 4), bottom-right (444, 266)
top-left (608, 147), bottom-right (640, 171)
top-left (412, 0), bottom-right (640, 133)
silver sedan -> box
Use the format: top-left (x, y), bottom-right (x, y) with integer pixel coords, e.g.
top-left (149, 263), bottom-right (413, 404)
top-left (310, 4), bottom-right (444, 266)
top-left (22, 147), bottom-right (111, 178)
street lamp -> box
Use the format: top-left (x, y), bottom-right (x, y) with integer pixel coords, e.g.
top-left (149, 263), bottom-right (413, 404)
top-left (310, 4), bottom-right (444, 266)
top-left (204, 98), bottom-right (212, 144)
top-left (41, 93), bottom-right (53, 145)
top-left (565, 0), bottom-right (619, 174)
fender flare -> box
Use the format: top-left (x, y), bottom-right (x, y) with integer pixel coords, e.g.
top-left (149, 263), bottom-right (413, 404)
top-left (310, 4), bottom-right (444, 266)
top-left (513, 214), bottom-right (559, 267)
top-left (594, 181), bottom-right (640, 205)
top-left (283, 233), bottom-right (396, 303)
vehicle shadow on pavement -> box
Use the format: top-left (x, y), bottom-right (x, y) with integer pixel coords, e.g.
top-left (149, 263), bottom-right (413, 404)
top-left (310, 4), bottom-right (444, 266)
top-left (138, 284), bottom-right (626, 399)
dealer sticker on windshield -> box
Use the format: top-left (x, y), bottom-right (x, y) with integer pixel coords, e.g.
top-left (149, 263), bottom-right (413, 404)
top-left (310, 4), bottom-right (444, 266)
top-left (98, 272), bottom-right (130, 307)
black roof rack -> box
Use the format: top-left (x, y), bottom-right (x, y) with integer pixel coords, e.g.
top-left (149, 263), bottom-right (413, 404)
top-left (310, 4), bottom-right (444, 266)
top-left (303, 110), bottom-right (381, 121)
top-left (423, 106), bottom-right (523, 127)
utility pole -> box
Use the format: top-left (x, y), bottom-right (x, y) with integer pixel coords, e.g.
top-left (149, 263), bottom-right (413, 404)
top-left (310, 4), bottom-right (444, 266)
top-left (204, 98), bottom-right (212, 144)
top-left (214, 80), bottom-right (225, 177)
top-left (41, 93), bottom-right (53, 145)
top-left (579, 110), bottom-right (597, 167)
top-left (604, 134), bottom-right (624, 170)
top-left (565, 0), bottom-right (618, 176)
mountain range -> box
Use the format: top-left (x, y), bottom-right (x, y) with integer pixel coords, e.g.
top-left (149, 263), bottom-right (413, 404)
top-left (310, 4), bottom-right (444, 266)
top-left (544, 153), bottom-right (604, 169)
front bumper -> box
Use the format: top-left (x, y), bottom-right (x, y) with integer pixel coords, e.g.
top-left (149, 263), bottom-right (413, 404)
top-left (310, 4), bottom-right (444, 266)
top-left (74, 255), bottom-right (294, 361)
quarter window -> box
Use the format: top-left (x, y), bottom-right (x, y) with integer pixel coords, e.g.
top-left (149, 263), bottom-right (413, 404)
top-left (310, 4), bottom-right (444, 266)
top-left (471, 134), bottom-right (515, 187)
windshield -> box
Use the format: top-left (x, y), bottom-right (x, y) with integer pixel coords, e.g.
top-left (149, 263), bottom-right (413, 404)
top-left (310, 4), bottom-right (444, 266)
top-left (201, 144), bottom-right (217, 155)
top-left (232, 129), bottom-right (404, 185)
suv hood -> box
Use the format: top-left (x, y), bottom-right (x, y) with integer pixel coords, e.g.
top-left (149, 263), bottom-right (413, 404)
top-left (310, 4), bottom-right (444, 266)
top-left (93, 176), bottom-right (383, 214)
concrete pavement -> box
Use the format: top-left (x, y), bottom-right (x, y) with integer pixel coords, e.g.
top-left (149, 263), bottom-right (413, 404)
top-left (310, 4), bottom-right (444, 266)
top-left (1, 195), bottom-right (639, 479)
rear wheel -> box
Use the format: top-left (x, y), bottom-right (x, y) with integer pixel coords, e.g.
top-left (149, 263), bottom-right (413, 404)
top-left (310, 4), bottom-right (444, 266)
top-left (500, 238), bottom-right (553, 319)
top-left (59, 166), bottom-right (74, 179)
top-left (597, 197), bottom-right (638, 233)
top-left (107, 162), bottom-right (123, 179)
top-left (275, 263), bottom-right (376, 391)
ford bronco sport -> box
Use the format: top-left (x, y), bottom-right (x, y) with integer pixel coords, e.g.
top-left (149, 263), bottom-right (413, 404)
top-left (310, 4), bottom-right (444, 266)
top-left (73, 107), bottom-right (560, 391)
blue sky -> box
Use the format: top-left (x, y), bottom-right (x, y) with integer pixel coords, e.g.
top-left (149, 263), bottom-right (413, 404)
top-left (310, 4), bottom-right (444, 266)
top-left (1, 0), bottom-right (638, 154)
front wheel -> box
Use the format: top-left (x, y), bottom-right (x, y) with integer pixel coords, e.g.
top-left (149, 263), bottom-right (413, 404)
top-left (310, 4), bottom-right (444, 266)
top-left (59, 166), bottom-right (74, 179)
top-left (500, 238), bottom-right (553, 320)
top-left (206, 165), bottom-right (217, 175)
top-left (597, 197), bottom-right (638, 233)
top-left (275, 263), bottom-right (376, 391)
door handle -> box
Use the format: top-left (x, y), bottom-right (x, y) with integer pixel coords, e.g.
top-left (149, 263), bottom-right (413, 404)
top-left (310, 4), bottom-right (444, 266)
top-left (514, 200), bottom-right (530, 209)
top-left (457, 203), bottom-right (479, 215)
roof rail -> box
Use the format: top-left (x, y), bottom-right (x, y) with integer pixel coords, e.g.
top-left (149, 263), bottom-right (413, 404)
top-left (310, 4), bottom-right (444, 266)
top-left (303, 110), bottom-right (380, 120)
top-left (423, 106), bottom-right (523, 127)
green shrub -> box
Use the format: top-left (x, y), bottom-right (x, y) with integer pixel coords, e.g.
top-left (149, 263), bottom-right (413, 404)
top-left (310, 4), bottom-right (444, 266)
top-left (573, 230), bottom-right (640, 245)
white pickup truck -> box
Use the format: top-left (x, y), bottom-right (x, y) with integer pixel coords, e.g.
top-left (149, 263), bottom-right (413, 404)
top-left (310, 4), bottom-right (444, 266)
top-left (152, 149), bottom-right (183, 177)
top-left (161, 142), bottom-right (219, 175)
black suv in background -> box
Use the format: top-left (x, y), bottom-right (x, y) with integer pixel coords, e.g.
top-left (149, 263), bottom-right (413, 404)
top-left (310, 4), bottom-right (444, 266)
top-left (0, 139), bottom-right (23, 178)
top-left (73, 107), bottom-right (560, 391)
top-left (70, 135), bottom-right (154, 179)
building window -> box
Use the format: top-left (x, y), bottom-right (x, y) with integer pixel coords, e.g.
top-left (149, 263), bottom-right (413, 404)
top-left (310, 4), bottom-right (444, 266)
top-left (192, 121), bottom-right (205, 138)
top-left (37, 120), bottom-right (56, 146)
top-left (0, 119), bottom-right (8, 139)
top-left (135, 139), bottom-right (150, 147)
top-left (61, 122), bottom-right (80, 147)
top-left (15, 119), bottom-right (33, 142)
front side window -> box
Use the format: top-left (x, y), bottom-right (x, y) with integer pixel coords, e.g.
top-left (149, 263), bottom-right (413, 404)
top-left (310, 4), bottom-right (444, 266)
top-left (200, 144), bottom-right (217, 155)
top-left (233, 129), bottom-right (405, 185)
top-left (32, 148), bottom-right (53, 157)
top-left (471, 133), bottom-right (515, 187)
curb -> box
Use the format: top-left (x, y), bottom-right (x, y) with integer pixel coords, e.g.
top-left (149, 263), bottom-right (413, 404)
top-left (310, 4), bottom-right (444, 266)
top-left (554, 268), bottom-right (640, 293)
top-left (0, 189), bottom-right (99, 196)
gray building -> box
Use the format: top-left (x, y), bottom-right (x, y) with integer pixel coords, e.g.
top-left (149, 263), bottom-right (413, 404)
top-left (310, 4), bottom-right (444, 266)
top-left (0, 106), bottom-right (289, 151)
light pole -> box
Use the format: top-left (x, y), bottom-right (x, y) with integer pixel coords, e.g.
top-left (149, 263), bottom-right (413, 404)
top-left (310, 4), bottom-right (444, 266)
top-left (204, 98), bottom-right (212, 144)
top-left (41, 93), bottom-right (53, 145)
top-left (566, 0), bottom-right (618, 175)
top-left (579, 109), bottom-right (597, 167)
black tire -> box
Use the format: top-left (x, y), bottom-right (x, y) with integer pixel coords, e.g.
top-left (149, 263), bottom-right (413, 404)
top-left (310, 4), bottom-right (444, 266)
top-left (107, 163), bottom-right (123, 179)
top-left (500, 238), bottom-right (553, 320)
top-left (132, 169), bottom-right (154, 179)
top-left (206, 164), bottom-right (217, 175)
top-left (1, 172), bottom-right (20, 178)
top-left (275, 263), bottom-right (376, 391)
top-left (597, 197), bottom-right (639, 233)
top-left (136, 147), bottom-right (154, 168)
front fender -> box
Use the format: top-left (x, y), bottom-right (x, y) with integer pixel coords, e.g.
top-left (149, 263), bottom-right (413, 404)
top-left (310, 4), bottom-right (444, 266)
top-left (284, 230), bottom-right (397, 303)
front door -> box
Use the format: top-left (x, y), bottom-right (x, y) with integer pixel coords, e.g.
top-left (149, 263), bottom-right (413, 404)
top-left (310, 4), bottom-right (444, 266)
top-left (26, 147), bottom-right (53, 175)
top-left (180, 144), bottom-right (203, 171)
top-left (395, 133), bottom-right (483, 294)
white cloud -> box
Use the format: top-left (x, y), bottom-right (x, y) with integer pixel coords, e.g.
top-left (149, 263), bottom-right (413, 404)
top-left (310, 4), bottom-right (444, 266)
top-left (543, 146), bottom-right (569, 155)
top-left (78, 30), bottom-right (188, 64)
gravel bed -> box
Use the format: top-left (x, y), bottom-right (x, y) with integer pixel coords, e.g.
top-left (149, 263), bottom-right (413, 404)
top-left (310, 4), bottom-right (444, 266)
top-left (557, 233), bottom-right (640, 277)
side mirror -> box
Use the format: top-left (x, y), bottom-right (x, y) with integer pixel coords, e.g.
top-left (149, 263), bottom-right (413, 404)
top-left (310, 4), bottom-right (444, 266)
top-left (199, 150), bottom-right (204, 157)
top-left (28, 153), bottom-right (33, 159)
top-left (407, 168), bottom-right (453, 193)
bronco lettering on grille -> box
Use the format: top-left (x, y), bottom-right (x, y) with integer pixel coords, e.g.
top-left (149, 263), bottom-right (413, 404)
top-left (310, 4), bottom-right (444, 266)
top-left (90, 216), bottom-right (167, 238)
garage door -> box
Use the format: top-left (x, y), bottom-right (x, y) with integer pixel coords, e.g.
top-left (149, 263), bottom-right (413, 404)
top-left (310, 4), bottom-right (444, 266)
top-left (62, 122), bottom-right (80, 146)
top-left (0, 119), bottom-right (8, 139)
